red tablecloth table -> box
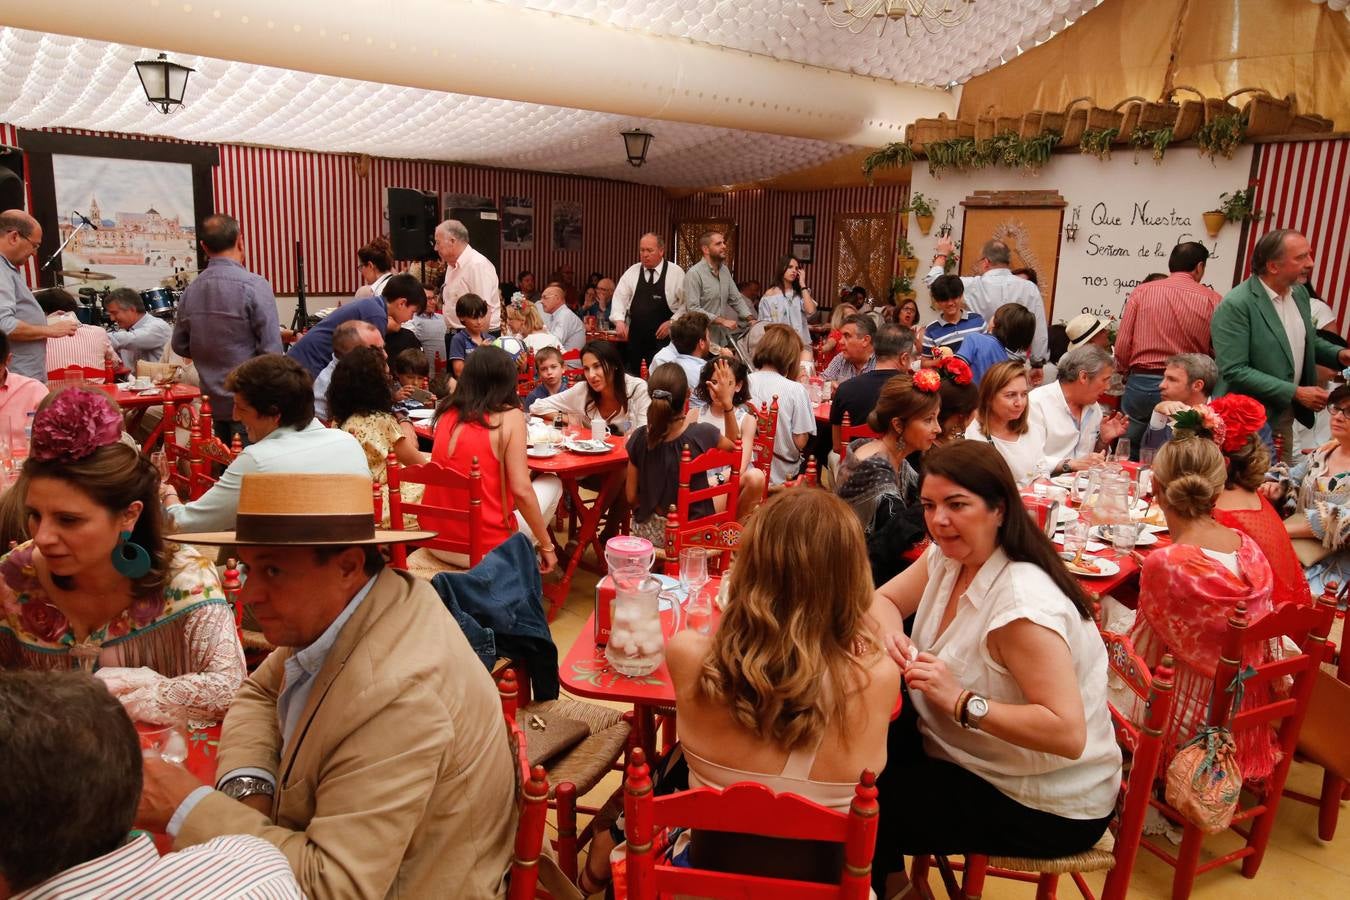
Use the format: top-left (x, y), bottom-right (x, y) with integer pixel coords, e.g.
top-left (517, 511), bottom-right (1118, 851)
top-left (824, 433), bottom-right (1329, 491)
top-left (100, 383), bottom-right (202, 453)
top-left (814, 401), bottom-right (831, 426)
top-left (136, 721), bottom-right (222, 854)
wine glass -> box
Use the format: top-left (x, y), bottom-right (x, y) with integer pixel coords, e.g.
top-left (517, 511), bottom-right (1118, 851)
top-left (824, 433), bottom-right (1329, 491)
top-left (679, 547), bottom-right (709, 601)
top-left (1112, 437), bottom-right (1131, 463)
top-left (685, 584), bottom-right (714, 635)
top-left (1062, 518), bottom-right (1091, 561)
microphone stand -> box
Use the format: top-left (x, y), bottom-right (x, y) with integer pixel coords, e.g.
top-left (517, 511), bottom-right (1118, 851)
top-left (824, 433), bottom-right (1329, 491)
top-left (42, 219), bottom-right (90, 272)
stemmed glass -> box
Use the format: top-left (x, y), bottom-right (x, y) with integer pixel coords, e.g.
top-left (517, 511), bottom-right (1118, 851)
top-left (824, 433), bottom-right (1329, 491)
top-left (679, 547), bottom-right (712, 635)
top-left (1112, 438), bottom-right (1131, 464)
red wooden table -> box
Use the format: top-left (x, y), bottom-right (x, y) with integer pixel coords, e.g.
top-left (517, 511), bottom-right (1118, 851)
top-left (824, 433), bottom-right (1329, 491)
top-left (529, 434), bottom-right (630, 615)
top-left (814, 401), bottom-right (831, 426)
top-left (100, 383), bottom-right (202, 453)
top-left (136, 721), bottom-right (222, 854)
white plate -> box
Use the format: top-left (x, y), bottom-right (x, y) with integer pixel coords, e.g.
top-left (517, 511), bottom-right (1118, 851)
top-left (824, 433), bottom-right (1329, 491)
top-left (407, 408), bottom-right (435, 421)
top-left (565, 439), bottom-right (612, 454)
top-left (526, 445), bottom-right (560, 459)
top-left (1055, 506), bottom-right (1079, 524)
top-left (1063, 556), bottom-right (1121, 578)
top-left (1092, 526), bottom-right (1158, 546)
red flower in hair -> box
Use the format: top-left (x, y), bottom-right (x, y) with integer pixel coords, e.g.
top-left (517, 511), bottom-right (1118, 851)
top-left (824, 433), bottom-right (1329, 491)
top-left (912, 369), bottom-right (942, 394)
top-left (938, 356), bottom-right (974, 386)
top-left (1208, 394), bottom-right (1267, 454)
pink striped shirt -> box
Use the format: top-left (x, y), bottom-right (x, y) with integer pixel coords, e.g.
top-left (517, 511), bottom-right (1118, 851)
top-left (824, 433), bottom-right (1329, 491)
top-left (1114, 273), bottom-right (1222, 373)
top-left (13, 834), bottom-right (301, 899)
top-left (43, 314), bottom-right (116, 373)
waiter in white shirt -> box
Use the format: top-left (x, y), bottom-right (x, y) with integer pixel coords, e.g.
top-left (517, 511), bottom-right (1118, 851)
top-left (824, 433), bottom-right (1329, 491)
top-left (611, 232), bottom-right (684, 374)
top-left (435, 220), bottom-right (502, 332)
top-left (926, 235), bottom-right (1049, 363)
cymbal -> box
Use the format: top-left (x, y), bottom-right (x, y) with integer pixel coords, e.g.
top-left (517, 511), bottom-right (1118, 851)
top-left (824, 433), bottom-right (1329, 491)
top-left (55, 268), bottom-right (114, 281)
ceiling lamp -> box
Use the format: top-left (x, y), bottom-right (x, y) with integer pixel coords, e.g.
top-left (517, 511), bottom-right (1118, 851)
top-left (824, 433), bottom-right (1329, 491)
top-left (134, 53), bottom-right (195, 114)
top-left (819, 0), bottom-right (977, 37)
top-left (621, 129), bottom-right (654, 168)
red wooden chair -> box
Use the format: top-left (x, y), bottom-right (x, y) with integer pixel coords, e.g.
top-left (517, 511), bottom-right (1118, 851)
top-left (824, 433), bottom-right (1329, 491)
top-left (1285, 582), bottom-right (1350, 840)
top-left (751, 395), bottom-right (780, 490)
top-left (221, 557), bottom-right (274, 670)
top-left (622, 747), bottom-right (880, 900)
top-left (562, 347), bottom-right (583, 372)
top-left (661, 442), bottom-right (743, 577)
top-left (497, 671), bottom-right (551, 900)
top-left (913, 637), bottom-right (1177, 900)
top-left (832, 410), bottom-right (876, 458)
top-left (47, 362), bottom-right (116, 384)
top-left (385, 453), bottom-right (487, 570)
top-left (1138, 594), bottom-right (1336, 898)
top-left (516, 349), bottom-right (537, 399)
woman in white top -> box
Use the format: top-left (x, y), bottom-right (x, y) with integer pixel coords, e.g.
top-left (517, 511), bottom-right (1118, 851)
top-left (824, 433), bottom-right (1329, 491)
top-left (529, 339), bottom-right (649, 435)
top-left (869, 440), bottom-right (1120, 885)
top-left (746, 324), bottom-right (816, 485)
top-left (965, 361), bottom-right (1097, 486)
top-left (757, 254), bottom-right (816, 348)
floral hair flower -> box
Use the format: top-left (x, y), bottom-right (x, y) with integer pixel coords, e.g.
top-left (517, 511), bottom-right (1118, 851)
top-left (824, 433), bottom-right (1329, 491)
top-left (1207, 394), bottom-right (1267, 454)
top-left (912, 369), bottom-right (942, 394)
top-left (30, 388), bottom-right (124, 462)
top-left (1170, 403), bottom-right (1227, 448)
top-left (937, 356), bottom-right (974, 386)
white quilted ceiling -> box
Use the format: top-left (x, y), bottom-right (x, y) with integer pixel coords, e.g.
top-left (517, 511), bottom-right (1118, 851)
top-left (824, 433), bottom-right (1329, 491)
top-left (490, 0), bottom-right (1105, 85)
top-left (0, 1), bottom-right (1104, 187)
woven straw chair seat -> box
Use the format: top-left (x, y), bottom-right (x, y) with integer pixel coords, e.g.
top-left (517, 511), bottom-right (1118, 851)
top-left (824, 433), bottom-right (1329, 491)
top-left (985, 831), bottom-right (1115, 874)
top-left (402, 547), bottom-right (468, 582)
top-left (518, 696), bottom-right (630, 799)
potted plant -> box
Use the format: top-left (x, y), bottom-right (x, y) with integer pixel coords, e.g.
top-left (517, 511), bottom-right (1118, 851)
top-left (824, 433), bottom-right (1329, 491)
top-left (1080, 127), bottom-right (1118, 161)
top-left (891, 274), bottom-right (916, 303)
top-left (905, 192), bottom-right (936, 235)
top-left (862, 140), bottom-right (916, 182)
top-left (1204, 182), bottom-right (1263, 236)
top-left (897, 236), bottom-right (919, 277)
top-left (1196, 113), bottom-right (1245, 160)
top-left (1128, 126), bottom-right (1173, 165)
top-left (1021, 130), bottom-right (1060, 172)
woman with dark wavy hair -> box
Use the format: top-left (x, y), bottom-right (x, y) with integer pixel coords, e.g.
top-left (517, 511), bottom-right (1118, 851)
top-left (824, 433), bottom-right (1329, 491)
top-left (0, 389), bottom-right (243, 726)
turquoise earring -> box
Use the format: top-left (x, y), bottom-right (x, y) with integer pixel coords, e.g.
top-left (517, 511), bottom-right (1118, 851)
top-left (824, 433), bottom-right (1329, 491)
top-left (112, 530), bottom-right (152, 579)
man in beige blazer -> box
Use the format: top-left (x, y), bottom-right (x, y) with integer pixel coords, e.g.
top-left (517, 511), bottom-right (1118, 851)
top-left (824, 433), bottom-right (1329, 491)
top-left (138, 473), bottom-right (517, 898)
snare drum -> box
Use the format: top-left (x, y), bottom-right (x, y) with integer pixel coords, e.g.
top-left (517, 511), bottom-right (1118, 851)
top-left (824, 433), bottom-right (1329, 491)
top-left (141, 288), bottom-right (176, 319)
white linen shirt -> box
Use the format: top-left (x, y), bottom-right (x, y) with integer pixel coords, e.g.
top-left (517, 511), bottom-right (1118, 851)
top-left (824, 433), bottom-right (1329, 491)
top-left (529, 378), bottom-right (651, 435)
top-left (442, 244), bottom-right (502, 330)
top-left (1259, 277), bottom-right (1306, 380)
top-left (1027, 380), bottom-right (1103, 466)
top-left (611, 260), bottom-right (685, 324)
top-left (909, 544), bottom-right (1122, 819)
top-left (925, 265), bottom-right (1048, 362)
top-left (964, 418), bottom-right (1052, 486)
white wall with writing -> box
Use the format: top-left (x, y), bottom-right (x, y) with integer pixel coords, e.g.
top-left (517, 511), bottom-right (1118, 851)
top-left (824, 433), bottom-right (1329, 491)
top-left (906, 146), bottom-right (1255, 324)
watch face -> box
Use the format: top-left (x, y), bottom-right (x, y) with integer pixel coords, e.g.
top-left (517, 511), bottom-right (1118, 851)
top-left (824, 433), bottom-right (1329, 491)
top-left (968, 696), bottom-right (989, 719)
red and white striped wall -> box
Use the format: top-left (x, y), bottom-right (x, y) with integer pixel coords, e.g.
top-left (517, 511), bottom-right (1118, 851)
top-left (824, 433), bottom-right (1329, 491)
top-left (1242, 137), bottom-right (1350, 334)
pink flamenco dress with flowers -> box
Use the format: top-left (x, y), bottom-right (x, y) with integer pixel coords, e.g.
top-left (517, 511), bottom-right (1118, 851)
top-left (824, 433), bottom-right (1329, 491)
top-left (0, 387), bottom-right (244, 728)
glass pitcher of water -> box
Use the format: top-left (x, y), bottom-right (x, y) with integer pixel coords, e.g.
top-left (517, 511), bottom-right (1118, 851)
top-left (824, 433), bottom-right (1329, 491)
top-left (605, 576), bottom-right (674, 677)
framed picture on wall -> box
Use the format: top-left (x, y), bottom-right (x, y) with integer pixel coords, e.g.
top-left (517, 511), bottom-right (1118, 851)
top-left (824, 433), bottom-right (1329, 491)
top-left (791, 240), bottom-right (814, 264)
top-left (791, 215), bottom-right (815, 239)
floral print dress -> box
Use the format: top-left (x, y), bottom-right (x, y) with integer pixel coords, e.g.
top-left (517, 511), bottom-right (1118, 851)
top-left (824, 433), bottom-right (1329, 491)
top-left (0, 541), bottom-right (244, 726)
top-left (339, 411), bottom-right (424, 527)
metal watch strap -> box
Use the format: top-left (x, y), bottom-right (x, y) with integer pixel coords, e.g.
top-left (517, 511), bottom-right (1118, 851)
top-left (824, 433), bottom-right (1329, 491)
top-left (219, 775), bottom-right (275, 801)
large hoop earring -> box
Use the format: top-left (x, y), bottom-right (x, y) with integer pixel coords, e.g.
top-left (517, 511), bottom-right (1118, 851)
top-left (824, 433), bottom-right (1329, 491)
top-left (112, 530), bottom-right (152, 579)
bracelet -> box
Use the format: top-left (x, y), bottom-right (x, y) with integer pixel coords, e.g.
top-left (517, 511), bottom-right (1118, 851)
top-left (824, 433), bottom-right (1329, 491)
top-left (958, 692), bottom-right (974, 728)
top-left (953, 689), bottom-right (971, 726)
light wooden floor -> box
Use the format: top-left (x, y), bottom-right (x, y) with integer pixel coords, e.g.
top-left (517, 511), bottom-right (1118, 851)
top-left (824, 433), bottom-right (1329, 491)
top-left (543, 560), bottom-right (1350, 898)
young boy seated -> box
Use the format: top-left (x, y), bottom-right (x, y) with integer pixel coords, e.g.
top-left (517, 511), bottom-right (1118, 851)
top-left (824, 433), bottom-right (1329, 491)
top-left (524, 346), bottom-right (566, 407)
top-left (392, 348), bottom-right (431, 390)
top-left (447, 293), bottom-right (495, 377)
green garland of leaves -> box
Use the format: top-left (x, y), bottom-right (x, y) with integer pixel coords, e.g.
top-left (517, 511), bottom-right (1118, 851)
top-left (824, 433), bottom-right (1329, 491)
top-left (862, 141), bottom-right (917, 181)
top-left (1128, 126), bottom-right (1174, 165)
top-left (1197, 113), bottom-right (1246, 161)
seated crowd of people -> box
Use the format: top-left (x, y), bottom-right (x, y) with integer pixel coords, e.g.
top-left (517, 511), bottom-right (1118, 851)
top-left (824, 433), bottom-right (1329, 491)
top-left (0, 206), bottom-right (1343, 899)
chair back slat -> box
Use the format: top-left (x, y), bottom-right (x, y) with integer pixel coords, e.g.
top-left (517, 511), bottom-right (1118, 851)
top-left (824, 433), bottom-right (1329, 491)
top-left (664, 442), bottom-right (743, 574)
top-left (386, 453), bottom-right (486, 567)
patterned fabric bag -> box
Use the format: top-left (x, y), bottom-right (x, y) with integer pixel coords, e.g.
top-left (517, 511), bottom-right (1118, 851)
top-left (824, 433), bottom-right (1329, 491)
top-left (1164, 666), bottom-right (1253, 833)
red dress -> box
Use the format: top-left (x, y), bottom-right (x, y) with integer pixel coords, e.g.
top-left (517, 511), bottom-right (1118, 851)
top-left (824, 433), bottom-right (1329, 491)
top-left (422, 410), bottom-right (516, 552)
top-left (1213, 495), bottom-right (1313, 610)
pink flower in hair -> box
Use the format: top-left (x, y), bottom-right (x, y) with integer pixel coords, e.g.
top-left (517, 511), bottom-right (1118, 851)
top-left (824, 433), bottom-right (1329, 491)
top-left (30, 389), bottom-right (125, 462)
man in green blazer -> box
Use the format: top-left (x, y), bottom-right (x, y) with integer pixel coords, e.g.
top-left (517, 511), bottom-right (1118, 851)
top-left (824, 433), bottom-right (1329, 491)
top-left (1211, 229), bottom-right (1348, 462)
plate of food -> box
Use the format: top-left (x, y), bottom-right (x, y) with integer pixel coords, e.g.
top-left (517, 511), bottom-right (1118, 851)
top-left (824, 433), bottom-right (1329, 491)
top-left (1063, 555), bottom-right (1121, 578)
top-left (407, 408), bottom-right (435, 421)
top-left (564, 438), bottom-right (613, 454)
top-left (1132, 506), bottom-right (1167, 528)
top-left (526, 445), bottom-right (560, 459)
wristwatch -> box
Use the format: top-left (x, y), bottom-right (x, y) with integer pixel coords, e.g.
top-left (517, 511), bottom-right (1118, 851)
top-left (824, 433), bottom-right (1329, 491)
top-left (219, 775), bottom-right (275, 802)
top-left (961, 694), bottom-right (990, 730)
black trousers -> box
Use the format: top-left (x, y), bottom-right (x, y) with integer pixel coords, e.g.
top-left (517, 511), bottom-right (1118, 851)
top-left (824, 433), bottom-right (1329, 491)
top-left (871, 686), bottom-right (1113, 890)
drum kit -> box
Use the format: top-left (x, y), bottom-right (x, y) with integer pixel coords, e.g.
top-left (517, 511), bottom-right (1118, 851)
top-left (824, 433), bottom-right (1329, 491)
top-left (56, 268), bottom-right (197, 328)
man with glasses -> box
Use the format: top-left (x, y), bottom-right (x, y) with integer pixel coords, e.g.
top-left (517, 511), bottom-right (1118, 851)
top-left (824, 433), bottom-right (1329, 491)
top-left (927, 235), bottom-right (1048, 364)
top-left (0, 209), bottom-right (78, 381)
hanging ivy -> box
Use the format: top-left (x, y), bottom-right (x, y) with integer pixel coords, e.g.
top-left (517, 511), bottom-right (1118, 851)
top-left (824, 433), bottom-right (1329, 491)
top-left (1080, 128), bottom-right (1119, 160)
top-left (862, 141), bottom-right (917, 181)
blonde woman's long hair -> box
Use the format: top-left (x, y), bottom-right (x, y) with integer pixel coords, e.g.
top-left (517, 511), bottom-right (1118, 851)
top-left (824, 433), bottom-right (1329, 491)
top-left (698, 489), bottom-right (878, 749)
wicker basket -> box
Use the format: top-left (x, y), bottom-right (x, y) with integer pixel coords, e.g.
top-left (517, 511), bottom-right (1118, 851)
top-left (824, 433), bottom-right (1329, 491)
top-left (1171, 85), bottom-right (1206, 141)
top-left (975, 105), bottom-right (999, 141)
top-left (955, 118), bottom-right (976, 139)
top-left (1114, 96), bottom-right (1147, 144)
top-left (1138, 98), bottom-right (1180, 131)
top-left (911, 113), bottom-right (951, 153)
top-left (1205, 95), bottom-right (1239, 123)
top-left (1059, 97), bottom-right (1095, 147)
top-left (995, 115), bottom-right (1020, 136)
top-left (1290, 113), bottom-right (1334, 134)
top-left (1019, 111), bottom-right (1044, 139)
top-left (1039, 109), bottom-right (1067, 136)
top-left (1246, 91), bottom-right (1297, 136)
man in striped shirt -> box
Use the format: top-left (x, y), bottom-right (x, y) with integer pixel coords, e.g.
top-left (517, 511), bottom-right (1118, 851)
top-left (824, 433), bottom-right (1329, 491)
top-left (35, 287), bottom-right (119, 372)
top-left (920, 274), bottom-right (985, 358)
top-left (1113, 242), bottom-right (1223, 457)
top-left (0, 670), bottom-right (301, 900)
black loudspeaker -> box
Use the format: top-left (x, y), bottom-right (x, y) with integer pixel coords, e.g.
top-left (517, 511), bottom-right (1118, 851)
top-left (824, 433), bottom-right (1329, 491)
top-left (385, 187), bottom-right (438, 260)
top-left (0, 145), bottom-right (25, 210)
top-left (447, 206), bottom-right (502, 276)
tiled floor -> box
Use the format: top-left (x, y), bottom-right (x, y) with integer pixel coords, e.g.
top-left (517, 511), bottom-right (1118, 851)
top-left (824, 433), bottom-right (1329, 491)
top-left (545, 566), bottom-right (1350, 898)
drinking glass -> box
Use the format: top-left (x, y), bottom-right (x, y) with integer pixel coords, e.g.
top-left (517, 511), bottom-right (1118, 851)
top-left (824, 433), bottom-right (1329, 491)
top-left (1112, 438), bottom-right (1131, 463)
top-left (138, 724), bottom-right (189, 764)
top-left (1062, 518), bottom-right (1091, 559)
top-left (685, 584), bottom-right (714, 635)
top-left (1110, 522), bottom-right (1143, 553)
top-left (1138, 445), bottom-right (1157, 467)
top-left (679, 547), bottom-right (709, 599)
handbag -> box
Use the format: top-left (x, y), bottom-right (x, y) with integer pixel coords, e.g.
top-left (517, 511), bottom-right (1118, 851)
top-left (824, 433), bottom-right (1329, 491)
top-left (1164, 666), bottom-right (1252, 833)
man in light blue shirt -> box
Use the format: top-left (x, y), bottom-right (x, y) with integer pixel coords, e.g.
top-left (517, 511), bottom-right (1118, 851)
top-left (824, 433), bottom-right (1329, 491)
top-left (651, 310), bottom-right (712, 405)
top-left (105, 288), bottom-right (172, 370)
top-left (537, 284), bottom-right (585, 352)
top-left (312, 320), bottom-right (385, 422)
top-left (1, 210), bottom-right (78, 381)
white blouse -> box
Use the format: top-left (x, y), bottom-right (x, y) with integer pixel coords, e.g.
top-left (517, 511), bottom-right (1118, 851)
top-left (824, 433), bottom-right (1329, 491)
top-left (528, 378), bottom-right (651, 435)
top-left (909, 544), bottom-right (1122, 819)
top-left (964, 419), bottom-right (1053, 486)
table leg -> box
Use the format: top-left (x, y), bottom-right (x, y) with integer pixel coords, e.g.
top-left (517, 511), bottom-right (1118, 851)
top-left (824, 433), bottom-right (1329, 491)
top-left (547, 470), bottom-right (626, 616)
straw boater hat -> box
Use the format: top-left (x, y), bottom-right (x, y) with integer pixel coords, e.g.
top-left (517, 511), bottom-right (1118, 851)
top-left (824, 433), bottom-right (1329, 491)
top-left (168, 473), bottom-right (437, 546)
top-left (1065, 313), bottom-right (1109, 349)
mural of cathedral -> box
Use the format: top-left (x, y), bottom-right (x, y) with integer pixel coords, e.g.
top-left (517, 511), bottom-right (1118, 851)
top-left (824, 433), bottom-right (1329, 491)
top-left (57, 194), bottom-right (196, 268)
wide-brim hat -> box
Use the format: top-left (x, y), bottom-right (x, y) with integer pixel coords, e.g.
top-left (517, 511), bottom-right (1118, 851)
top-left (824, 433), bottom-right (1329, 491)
top-left (168, 473), bottom-right (437, 546)
top-left (1065, 313), bottom-right (1108, 348)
